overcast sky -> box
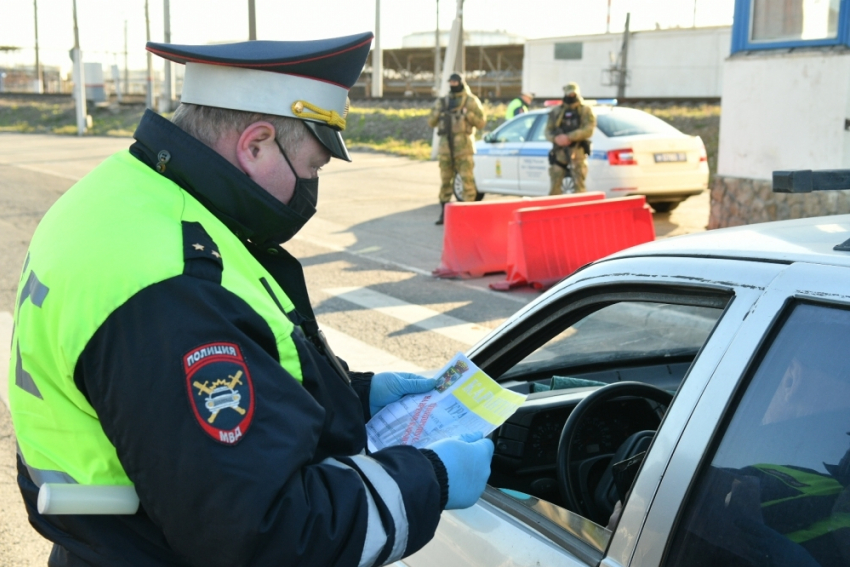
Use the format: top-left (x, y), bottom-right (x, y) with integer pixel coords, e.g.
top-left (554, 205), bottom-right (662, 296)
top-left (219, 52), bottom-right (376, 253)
top-left (1, 0), bottom-right (735, 73)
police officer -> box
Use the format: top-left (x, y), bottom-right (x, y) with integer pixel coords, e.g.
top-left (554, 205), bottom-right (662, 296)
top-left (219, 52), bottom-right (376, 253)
top-left (427, 73), bottom-right (486, 225)
top-left (9, 33), bottom-right (493, 566)
top-left (545, 82), bottom-right (596, 195)
top-left (505, 91), bottom-right (534, 120)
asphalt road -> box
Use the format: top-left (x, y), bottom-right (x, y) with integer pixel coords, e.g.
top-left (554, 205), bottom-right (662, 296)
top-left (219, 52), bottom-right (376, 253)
top-left (0, 132), bottom-right (708, 565)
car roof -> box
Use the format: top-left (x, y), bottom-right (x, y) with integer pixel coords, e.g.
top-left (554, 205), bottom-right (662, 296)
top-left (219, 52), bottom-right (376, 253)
top-left (608, 214), bottom-right (850, 268)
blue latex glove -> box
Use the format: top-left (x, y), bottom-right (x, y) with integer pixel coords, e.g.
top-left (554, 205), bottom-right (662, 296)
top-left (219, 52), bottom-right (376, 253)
top-left (427, 432), bottom-right (495, 510)
top-left (369, 372), bottom-right (438, 417)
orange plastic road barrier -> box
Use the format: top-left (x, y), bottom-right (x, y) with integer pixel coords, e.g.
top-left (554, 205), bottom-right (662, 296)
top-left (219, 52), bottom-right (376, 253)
top-left (432, 193), bottom-right (605, 278)
top-left (490, 195), bottom-right (655, 291)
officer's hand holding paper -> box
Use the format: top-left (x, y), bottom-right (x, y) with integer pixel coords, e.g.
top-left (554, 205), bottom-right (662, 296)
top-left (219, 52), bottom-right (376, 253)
top-left (366, 353), bottom-right (527, 452)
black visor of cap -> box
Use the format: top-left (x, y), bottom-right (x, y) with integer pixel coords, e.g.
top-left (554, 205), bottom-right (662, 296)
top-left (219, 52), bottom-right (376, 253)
top-left (304, 121), bottom-right (351, 162)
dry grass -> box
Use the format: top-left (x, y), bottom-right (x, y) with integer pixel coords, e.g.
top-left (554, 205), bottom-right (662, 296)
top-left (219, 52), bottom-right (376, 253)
top-left (0, 95), bottom-right (148, 136)
top-left (0, 95), bottom-right (720, 181)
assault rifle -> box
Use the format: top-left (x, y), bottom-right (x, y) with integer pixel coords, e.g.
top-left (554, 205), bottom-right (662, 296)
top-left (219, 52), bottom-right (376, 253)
top-left (439, 97), bottom-right (456, 173)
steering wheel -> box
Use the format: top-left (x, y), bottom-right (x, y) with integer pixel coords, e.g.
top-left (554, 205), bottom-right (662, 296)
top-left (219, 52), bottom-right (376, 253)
top-left (556, 381), bottom-right (673, 525)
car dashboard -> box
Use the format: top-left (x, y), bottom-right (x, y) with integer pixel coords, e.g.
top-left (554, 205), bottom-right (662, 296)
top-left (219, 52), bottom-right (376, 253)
top-left (488, 360), bottom-right (686, 507)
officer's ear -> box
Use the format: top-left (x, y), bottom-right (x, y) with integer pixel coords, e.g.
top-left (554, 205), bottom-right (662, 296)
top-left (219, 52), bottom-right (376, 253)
top-left (235, 121), bottom-right (278, 177)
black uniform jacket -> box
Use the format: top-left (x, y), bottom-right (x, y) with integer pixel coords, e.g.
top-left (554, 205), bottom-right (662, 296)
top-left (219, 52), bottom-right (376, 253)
top-left (17, 111), bottom-right (447, 567)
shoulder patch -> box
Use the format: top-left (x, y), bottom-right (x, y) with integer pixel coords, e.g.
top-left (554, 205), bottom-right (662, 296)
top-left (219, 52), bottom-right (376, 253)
top-left (184, 342), bottom-right (254, 445)
top-left (182, 221), bottom-right (223, 283)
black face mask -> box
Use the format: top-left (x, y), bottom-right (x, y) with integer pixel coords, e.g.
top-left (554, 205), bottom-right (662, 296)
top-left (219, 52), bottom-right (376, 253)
top-left (564, 95), bottom-right (578, 105)
top-left (275, 138), bottom-right (319, 218)
top-left (260, 138), bottom-right (318, 245)
top-left (450, 84), bottom-right (463, 93)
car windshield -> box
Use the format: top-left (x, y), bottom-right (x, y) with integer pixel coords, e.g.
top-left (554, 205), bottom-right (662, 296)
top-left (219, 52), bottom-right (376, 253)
top-left (515, 302), bottom-right (721, 375)
top-left (596, 109), bottom-right (682, 137)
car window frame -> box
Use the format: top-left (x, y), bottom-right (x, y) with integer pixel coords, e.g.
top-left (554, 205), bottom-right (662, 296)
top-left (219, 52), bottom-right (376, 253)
top-left (449, 255), bottom-right (784, 566)
top-left (624, 261), bottom-right (850, 567)
top-left (472, 284), bottom-right (731, 380)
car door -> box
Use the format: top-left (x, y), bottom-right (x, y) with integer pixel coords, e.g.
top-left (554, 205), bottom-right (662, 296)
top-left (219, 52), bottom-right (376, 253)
top-left (615, 262), bottom-right (850, 567)
top-left (474, 114), bottom-right (537, 194)
top-left (398, 255), bottom-right (783, 567)
top-left (516, 114), bottom-right (551, 196)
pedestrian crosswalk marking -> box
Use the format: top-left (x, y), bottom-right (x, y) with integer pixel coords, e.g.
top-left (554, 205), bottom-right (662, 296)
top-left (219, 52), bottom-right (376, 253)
top-left (320, 325), bottom-right (424, 374)
top-left (323, 287), bottom-right (492, 347)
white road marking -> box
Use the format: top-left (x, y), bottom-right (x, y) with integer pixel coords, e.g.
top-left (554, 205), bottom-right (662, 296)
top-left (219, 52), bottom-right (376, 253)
top-left (294, 217), bottom-right (529, 306)
top-left (324, 287), bottom-right (492, 347)
top-left (293, 217), bottom-right (432, 276)
top-left (1, 311), bottom-right (12, 409)
top-left (320, 325), bottom-right (424, 374)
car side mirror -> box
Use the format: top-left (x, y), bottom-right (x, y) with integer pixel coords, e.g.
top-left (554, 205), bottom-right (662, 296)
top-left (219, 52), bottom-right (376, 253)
top-left (483, 133), bottom-right (494, 143)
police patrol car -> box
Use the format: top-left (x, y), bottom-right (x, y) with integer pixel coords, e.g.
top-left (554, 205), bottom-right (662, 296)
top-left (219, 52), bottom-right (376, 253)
top-left (405, 171), bottom-right (850, 566)
top-left (465, 102), bottom-right (709, 213)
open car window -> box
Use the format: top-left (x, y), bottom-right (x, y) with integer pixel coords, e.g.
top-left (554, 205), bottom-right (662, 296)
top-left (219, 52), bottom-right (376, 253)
top-left (478, 291), bottom-right (729, 558)
top-left (513, 302), bottom-right (721, 392)
top-left (664, 301), bottom-right (850, 567)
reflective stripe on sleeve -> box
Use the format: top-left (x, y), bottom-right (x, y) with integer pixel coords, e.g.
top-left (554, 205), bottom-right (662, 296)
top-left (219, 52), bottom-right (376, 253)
top-left (323, 457), bottom-right (388, 567)
top-left (346, 454), bottom-right (409, 564)
top-left (17, 443), bottom-right (77, 487)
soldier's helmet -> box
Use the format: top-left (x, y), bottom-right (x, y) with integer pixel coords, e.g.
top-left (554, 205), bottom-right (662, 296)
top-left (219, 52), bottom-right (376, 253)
top-left (449, 73), bottom-right (464, 84)
top-left (563, 82), bottom-right (582, 98)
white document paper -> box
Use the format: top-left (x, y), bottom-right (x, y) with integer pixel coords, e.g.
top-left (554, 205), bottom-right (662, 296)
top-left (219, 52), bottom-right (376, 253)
top-left (366, 353), bottom-right (527, 452)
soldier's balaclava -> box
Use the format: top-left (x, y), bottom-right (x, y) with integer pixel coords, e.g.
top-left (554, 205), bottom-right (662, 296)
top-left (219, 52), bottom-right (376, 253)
top-left (449, 73), bottom-right (464, 93)
top-left (563, 82), bottom-right (581, 106)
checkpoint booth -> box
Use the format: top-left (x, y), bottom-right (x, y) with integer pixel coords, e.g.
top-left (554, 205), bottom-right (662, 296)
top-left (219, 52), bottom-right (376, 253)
top-left (711, 0), bottom-right (850, 229)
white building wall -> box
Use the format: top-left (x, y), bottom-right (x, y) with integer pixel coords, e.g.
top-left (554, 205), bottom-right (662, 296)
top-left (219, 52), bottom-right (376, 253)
top-left (717, 50), bottom-right (850, 180)
top-left (523, 26), bottom-right (731, 99)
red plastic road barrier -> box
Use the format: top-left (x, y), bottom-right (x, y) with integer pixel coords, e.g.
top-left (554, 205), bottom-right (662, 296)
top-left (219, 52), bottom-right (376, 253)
top-left (490, 195), bottom-right (655, 291)
top-left (432, 193), bottom-right (605, 278)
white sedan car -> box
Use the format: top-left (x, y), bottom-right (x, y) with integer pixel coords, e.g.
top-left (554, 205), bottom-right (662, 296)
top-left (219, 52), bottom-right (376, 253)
top-left (468, 105), bottom-right (709, 212)
top-left (402, 211), bottom-right (850, 567)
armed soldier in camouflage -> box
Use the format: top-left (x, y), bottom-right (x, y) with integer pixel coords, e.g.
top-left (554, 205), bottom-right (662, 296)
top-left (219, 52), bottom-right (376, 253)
top-left (427, 73), bottom-right (486, 225)
top-left (545, 82), bottom-right (596, 195)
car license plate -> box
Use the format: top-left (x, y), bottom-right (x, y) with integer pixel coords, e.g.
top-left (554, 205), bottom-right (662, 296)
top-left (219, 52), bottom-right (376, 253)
top-left (654, 152), bottom-right (687, 163)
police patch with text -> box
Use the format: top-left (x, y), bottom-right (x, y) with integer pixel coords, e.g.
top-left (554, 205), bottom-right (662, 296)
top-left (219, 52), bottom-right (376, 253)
top-left (184, 342), bottom-right (254, 445)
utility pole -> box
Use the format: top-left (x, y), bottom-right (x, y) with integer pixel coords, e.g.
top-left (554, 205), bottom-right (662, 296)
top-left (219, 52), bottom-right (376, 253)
top-left (248, 0), bottom-right (256, 40)
top-left (371, 0), bottom-right (383, 97)
top-left (72, 0), bottom-right (87, 135)
top-left (159, 0), bottom-right (174, 112)
top-left (606, 0), bottom-right (612, 33)
top-left (434, 0), bottom-right (440, 94)
top-left (145, 0), bottom-right (154, 110)
top-left (33, 0), bottom-right (43, 93)
top-left (693, 0), bottom-right (698, 27)
top-left (430, 0), bottom-right (465, 159)
top-left (124, 20), bottom-right (129, 99)
top-left (455, 0), bottom-right (464, 75)
top-left (617, 13), bottom-right (630, 100)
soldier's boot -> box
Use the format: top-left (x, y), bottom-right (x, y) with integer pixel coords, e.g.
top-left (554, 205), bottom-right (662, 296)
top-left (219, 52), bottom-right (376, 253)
top-left (435, 202), bottom-right (447, 225)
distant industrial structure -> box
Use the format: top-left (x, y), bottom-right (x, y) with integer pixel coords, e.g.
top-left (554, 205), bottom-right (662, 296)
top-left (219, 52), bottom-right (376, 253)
top-left (354, 30), bottom-right (524, 99)
top-left (2, 26), bottom-right (734, 104)
top-left (401, 30), bottom-right (524, 48)
top-left (523, 26), bottom-right (731, 100)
